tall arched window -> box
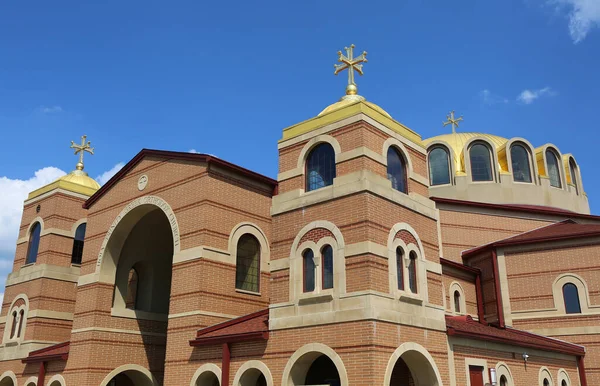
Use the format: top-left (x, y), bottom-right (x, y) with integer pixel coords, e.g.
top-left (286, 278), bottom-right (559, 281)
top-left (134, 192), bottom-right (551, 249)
top-left (322, 245), bottom-right (334, 290)
top-left (125, 268), bottom-right (139, 310)
top-left (454, 290), bottom-right (461, 313)
top-left (305, 143), bottom-right (336, 192)
top-left (387, 147), bottom-right (407, 193)
top-left (10, 311), bottom-right (17, 339)
top-left (17, 310), bottom-right (24, 338)
top-left (396, 247), bottom-right (404, 290)
top-left (562, 283), bottom-right (581, 314)
top-left (71, 223), bottom-right (87, 265)
top-left (408, 251), bottom-right (417, 294)
top-left (428, 147), bottom-right (451, 186)
top-left (303, 249), bottom-right (315, 292)
top-left (546, 150), bottom-right (562, 188)
top-left (25, 222), bottom-right (41, 264)
top-left (235, 234), bottom-right (261, 293)
top-left (569, 158), bottom-right (579, 194)
top-left (511, 144), bottom-right (532, 183)
top-left (500, 375), bottom-right (508, 386)
top-left (470, 143), bottom-right (494, 181)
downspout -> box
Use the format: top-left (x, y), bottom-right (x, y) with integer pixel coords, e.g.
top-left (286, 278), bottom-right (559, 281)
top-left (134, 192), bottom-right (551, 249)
top-left (475, 272), bottom-right (486, 325)
top-left (578, 356), bottom-right (588, 386)
top-left (222, 343), bottom-right (231, 386)
top-left (37, 361), bottom-right (46, 386)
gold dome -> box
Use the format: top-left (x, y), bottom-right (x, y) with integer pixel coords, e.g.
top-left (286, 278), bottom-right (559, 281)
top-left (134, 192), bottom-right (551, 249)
top-left (27, 169), bottom-right (100, 201)
top-left (318, 94), bottom-right (392, 119)
top-left (58, 170), bottom-right (101, 190)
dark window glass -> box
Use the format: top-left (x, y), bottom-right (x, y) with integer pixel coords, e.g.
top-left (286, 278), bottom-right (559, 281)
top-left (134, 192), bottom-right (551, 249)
top-left (17, 309), bottom-right (24, 338)
top-left (408, 251), bottom-right (417, 294)
top-left (470, 143), bottom-right (493, 181)
top-left (454, 290), bottom-right (461, 313)
top-left (569, 158), bottom-right (579, 194)
top-left (396, 247), bottom-right (404, 290)
top-left (322, 245), bottom-right (334, 290)
top-left (544, 379), bottom-right (550, 386)
top-left (306, 143), bottom-right (336, 192)
top-left (511, 144), bottom-right (532, 183)
top-left (387, 147), bottom-right (407, 193)
top-left (500, 375), bottom-right (507, 386)
top-left (546, 150), bottom-right (562, 188)
top-left (25, 222), bottom-right (41, 264)
top-left (429, 147), bottom-right (451, 186)
top-left (235, 234), bottom-right (260, 293)
top-left (71, 223), bottom-right (87, 265)
top-left (303, 249), bottom-right (315, 292)
top-left (563, 283), bottom-right (581, 314)
top-left (562, 381), bottom-right (567, 386)
top-left (125, 268), bottom-right (139, 310)
top-left (10, 311), bottom-right (17, 339)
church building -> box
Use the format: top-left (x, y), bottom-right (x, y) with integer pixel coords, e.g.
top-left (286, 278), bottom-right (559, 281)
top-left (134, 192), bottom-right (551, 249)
top-left (0, 45), bottom-right (597, 386)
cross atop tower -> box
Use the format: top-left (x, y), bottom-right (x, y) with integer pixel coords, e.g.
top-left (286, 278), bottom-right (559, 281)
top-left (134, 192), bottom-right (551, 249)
top-left (443, 111), bottom-right (464, 134)
top-left (334, 44), bottom-right (368, 96)
top-left (70, 135), bottom-right (94, 172)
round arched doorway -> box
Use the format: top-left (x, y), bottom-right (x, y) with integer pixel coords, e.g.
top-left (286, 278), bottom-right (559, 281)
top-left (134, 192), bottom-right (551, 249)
top-left (103, 367), bottom-right (157, 386)
top-left (385, 343), bottom-right (443, 386)
top-left (285, 347), bottom-right (346, 386)
top-left (237, 369), bottom-right (267, 386)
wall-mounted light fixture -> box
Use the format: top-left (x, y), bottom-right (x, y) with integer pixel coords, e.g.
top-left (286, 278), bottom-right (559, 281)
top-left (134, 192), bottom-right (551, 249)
top-left (488, 367), bottom-right (497, 385)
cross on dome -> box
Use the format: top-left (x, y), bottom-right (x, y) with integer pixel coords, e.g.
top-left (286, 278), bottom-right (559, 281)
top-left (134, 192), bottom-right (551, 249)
top-left (70, 135), bottom-right (94, 172)
top-left (443, 111), bottom-right (464, 134)
top-left (334, 44), bottom-right (368, 96)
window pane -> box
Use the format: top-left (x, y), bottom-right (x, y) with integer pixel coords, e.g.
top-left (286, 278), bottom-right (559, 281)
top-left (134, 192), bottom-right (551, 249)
top-left (387, 147), bottom-right (407, 193)
top-left (470, 144), bottom-right (493, 181)
top-left (303, 250), bottom-right (315, 292)
top-left (322, 245), bottom-right (334, 289)
top-left (235, 234), bottom-right (260, 292)
top-left (500, 376), bottom-right (507, 386)
top-left (429, 147), bottom-right (451, 185)
top-left (569, 159), bottom-right (578, 194)
top-left (26, 222), bottom-right (41, 264)
top-left (454, 291), bottom-right (461, 313)
top-left (125, 268), bottom-right (139, 309)
top-left (511, 144), bottom-right (532, 183)
top-left (306, 143), bottom-right (336, 192)
top-left (546, 150), bottom-right (562, 188)
top-left (408, 252), bottom-right (417, 294)
top-left (10, 311), bottom-right (17, 339)
top-left (17, 310), bottom-right (24, 338)
top-left (396, 247), bottom-right (404, 290)
top-left (563, 283), bottom-right (581, 314)
top-left (71, 223), bottom-right (87, 265)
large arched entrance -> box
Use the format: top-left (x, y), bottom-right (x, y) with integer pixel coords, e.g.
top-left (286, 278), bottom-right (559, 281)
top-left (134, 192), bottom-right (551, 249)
top-left (195, 371), bottom-right (220, 386)
top-left (385, 343), bottom-right (443, 386)
top-left (0, 372), bottom-right (15, 386)
top-left (101, 365), bottom-right (158, 386)
top-left (283, 344), bottom-right (347, 386)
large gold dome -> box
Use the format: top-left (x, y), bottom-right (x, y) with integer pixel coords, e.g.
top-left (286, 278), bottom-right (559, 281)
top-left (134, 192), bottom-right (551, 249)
top-left (27, 169), bottom-right (101, 200)
top-left (58, 170), bottom-right (101, 190)
top-left (319, 98), bottom-right (392, 119)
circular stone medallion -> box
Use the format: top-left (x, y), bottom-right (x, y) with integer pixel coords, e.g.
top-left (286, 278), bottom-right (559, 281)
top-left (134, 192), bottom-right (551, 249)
top-left (137, 175), bottom-right (148, 191)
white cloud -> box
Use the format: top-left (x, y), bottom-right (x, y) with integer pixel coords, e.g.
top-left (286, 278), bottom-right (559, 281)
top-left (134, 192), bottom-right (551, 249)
top-left (517, 87), bottom-right (557, 104)
top-left (480, 89), bottom-right (509, 105)
top-left (188, 149), bottom-right (199, 153)
top-left (551, 0), bottom-right (600, 43)
top-left (95, 162), bottom-right (125, 186)
top-left (38, 105), bottom-right (63, 114)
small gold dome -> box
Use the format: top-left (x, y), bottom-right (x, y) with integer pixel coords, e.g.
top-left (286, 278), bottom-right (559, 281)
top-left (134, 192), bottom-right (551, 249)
top-left (58, 170), bottom-right (101, 191)
top-left (318, 95), bottom-right (392, 118)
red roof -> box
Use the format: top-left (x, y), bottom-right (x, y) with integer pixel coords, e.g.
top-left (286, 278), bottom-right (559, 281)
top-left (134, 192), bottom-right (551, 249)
top-left (190, 309), bottom-right (269, 346)
top-left (446, 315), bottom-right (584, 356)
top-left (463, 220), bottom-right (600, 257)
top-left (23, 341), bottom-right (70, 363)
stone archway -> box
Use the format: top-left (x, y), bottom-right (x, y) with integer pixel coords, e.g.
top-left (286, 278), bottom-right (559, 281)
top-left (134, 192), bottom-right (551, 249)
top-left (282, 344), bottom-right (348, 386)
top-left (0, 371), bottom-right (16, 386)
top-left (384, 343), bottom-right (443, 386)
top-left (100, 365), bottom-right (158, 386)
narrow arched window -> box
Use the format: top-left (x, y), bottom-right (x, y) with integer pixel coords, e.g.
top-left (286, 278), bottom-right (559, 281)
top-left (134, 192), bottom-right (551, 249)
top-left (10, 311), bottom-right (17, 339)
top-left (454, 290), bottom-right (461, 313)
top-left (387, 147), bottom-right (407, 193)
top-left (305, 143), bottom-right (336, 192)
top-left (563, 283), bottom-right (581, 314)
top-left (543, 379), bottom-right (550, 386)
top-left (235, 234), bottom-right (260, 293)
top-left (500, 375), bottom-right (508, 386)
top-left (25, 222), bottom-right (41, 264)
top-left (511, 144), bottom-right (532, 183)
top-left (125, 268), bottom-right (139, 310)
top-left (17, 309), bottom-right (24, 338)
top-left (71, 223), bottom-right (87, 265)
top-left (303, 249), bottom-right (315, 292)
top-left (546, 150), bottom-right (562, 188)
top-left (408, 251), bottom-right (417, 294)
top-left (470, 143), bottom-right (493, 181)
top-left (569, 158), bottom-right (579, 194)
top-left (322, 245), bottom-right (334, 290)
top-left (396, 247), bottom-right (404, 290)
top-left (429, 147), bottom-right (451, 186)
top-left (561, 381), bottom-right (567, 386)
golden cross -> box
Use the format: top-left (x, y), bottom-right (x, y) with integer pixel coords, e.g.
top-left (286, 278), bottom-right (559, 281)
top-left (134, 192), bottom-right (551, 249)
top-left (70, 135), bottom-right (94, 171)
top-left (443, 111), bottom-right (464, 134)
top-left (334, 44), bottom-right (367, 95)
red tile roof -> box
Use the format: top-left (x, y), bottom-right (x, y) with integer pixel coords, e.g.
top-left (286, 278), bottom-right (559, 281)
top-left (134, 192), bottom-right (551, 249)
top-left (22, 341), bottom-right (70, 363)
top-left (446, 315), bottom-right (584, 356)
top-left (189, 309), bottom-right (269, 346)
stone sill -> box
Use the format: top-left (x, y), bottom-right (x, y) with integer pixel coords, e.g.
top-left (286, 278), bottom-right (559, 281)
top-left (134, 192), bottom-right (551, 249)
top-left (399, 293), bottom-right (423, 306)
top-left (298, 294), bottom-right (333, 305)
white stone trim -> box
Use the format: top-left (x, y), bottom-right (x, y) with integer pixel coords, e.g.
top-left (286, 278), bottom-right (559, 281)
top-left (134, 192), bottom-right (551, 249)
top-left (463, 136), bottom-right (501, 183)
top-left (23, 188), bottom-right (90, 206)
top-left (168, 310), bottom-right (236, 320)
top-left (504, 138), bottom-right (539, 184)
top-left (463, 358), bottom-right (489, 386)
top-left (425, 140), bottom-right (456, 185)
top-left (190, 363), bottom-right (222, 386)
top-left (296, 134), bottom-right (342, 170)
top-left (3, 294), bottom-right (29, 344)
top-left (46, 374), bottom-right (66, 386)
top-left (70, 218), bottom-right (88, 237)
top-left (228, 222), bottom-right (270, 273)
top-left (0, 371), bottom-right (17, 386)
top-left (71, 327), bottom-right (167, 337)
top-left (99, 364), bottom-right (159, 386)
top-left (539, 144), bottom-right (566, 189)
top-left (552, 273), bottom-right (591, 314)
top-left (7, 264), bottom-right (80, 286)
top-left (557, 368), bottom-right (571, 386)
top-left (16, 217), bottom-right (45, 245)
top-left (281, 343), bottom-right (349, 386)
top-left (539, 366), bottom-right (554, 386)
top-left (449, 281), bottom-right (467, 315)
top-left (383, 342), bottom-right (444, 386)
top-left (495, 362), bottom-right (514, 386)
top-left (232, 360), bottom-right (274, 386)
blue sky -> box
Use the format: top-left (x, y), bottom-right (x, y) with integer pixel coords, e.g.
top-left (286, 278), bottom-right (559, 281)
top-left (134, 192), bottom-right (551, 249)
top-left (0, 0), bottom-right (599, 298)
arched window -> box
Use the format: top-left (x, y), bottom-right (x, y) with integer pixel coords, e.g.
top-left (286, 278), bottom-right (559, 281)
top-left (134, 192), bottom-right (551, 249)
top-left (454, 290), bottom-right (461, 313)
top-left (235, 234), bottom-right (261, 293)
top-left (470, 143), bottom-right (494, 181)
top-left (561, 381), bottom-right (567, 386)
top-left (25, 222), bottom-right (41, 264)
top-left (408, 251), bottom-right (417, 294)
top-left (511, 144), bottom-right (532, 183)
top-left (569, 158), bottom-right (579, 194)
top-left (429, 147), bottom-right (451, 186)
top-left (125, 268), bottom-right (139, 310)
top-left (546, 150), bottom-right (562, 188)
top-left (322, 245), bottom-right (334, 290)
top-left (17, 310), bottom-right (24, 338)
top-left (305, 143), bottom-right (336, 192)
top-left (71, 223), bottom-right (87, 265)
top-left (500, 375), bottom-right (508, 386)
top-left (303, 249), bottom-right (315, 292)
top-left (543, 379), bottom-right (550, 386)
top-left (10, 311), bottom-right (17, 339)
top-left (387, 147), bottom-right (407, 193)
top-left (396, 247), bottom-right (404, 290)
top-left (562, 283), bottom-right (581, 314)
